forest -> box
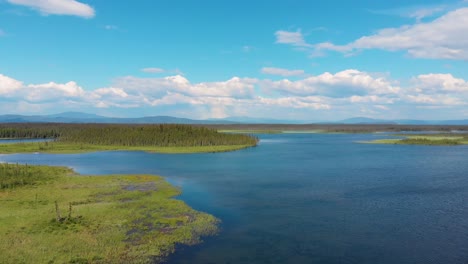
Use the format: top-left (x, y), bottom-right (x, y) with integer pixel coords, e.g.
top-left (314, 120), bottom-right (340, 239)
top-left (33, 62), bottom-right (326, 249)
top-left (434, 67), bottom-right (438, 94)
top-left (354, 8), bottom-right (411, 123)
top-left (0, 123), bottom-right (258, 147)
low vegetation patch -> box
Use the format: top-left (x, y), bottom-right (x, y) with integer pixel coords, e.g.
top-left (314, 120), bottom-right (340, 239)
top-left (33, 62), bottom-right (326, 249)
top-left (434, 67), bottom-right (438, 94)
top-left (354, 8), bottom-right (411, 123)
top-left (367, 134), bottom-right (468, 146)
top-left (0, 164), bottom-right (219, 263)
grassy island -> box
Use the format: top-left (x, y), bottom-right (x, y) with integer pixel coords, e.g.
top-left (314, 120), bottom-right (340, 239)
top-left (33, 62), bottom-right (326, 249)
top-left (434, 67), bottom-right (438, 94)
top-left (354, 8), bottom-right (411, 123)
top-left (0, 163), bottom-right (219, 263)
top-left (368, 134), bottom-right (468, 146)
top-left (0, 124), bottom-right (258, 154)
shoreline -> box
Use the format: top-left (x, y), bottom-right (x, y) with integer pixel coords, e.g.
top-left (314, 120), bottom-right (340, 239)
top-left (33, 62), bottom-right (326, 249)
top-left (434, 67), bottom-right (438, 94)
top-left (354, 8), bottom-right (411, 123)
top-left (0, 163), bottom-right (219, 263)
top-left (0, 142), bottom-right (255, 154)
top-left (363, 134), bottom-right (468, 146)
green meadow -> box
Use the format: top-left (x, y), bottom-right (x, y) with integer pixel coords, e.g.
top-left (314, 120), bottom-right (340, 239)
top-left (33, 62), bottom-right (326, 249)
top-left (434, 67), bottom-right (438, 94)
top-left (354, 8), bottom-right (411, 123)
top-left (0, 163), bottom-right (219, 263)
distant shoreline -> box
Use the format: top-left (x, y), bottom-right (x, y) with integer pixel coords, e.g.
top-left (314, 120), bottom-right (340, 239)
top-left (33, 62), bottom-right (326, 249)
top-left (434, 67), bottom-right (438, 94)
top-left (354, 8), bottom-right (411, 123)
top-left (0, 142), bottom-right (255, 154)
top-left (202, 124), bottom-right (468, 134)
top-left (364, 134), bottom-right (468, 146)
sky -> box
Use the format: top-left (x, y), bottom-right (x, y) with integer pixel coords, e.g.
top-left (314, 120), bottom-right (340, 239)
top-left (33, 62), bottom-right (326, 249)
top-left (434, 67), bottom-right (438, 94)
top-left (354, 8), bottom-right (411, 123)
top-left (1, 0), bottom-right (468, 121)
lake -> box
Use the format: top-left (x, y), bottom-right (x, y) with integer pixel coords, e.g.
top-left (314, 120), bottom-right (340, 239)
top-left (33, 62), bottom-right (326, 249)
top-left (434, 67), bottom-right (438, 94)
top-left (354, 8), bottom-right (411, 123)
top-left (1, 133), bottom-right (468, 264)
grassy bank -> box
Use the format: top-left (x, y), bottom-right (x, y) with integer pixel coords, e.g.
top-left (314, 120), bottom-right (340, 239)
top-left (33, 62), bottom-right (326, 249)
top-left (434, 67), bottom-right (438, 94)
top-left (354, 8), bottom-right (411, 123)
top-left (367, 134), bottom-right (468, 146)
top-left (0, 142), bottom-right (254, 154)
top-left (0, 163), bottom-right (219, 263)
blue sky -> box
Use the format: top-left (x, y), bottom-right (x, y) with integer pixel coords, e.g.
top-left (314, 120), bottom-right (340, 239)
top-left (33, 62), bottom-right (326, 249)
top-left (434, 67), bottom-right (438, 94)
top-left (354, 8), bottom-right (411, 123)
top-left (1, 0), bottom-right (468, 120)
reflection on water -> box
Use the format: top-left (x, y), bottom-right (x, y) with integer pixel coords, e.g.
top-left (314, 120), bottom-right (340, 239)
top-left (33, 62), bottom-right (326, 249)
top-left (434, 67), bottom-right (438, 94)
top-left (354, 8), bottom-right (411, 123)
top-left (1, 134), bottom-right (468, 264)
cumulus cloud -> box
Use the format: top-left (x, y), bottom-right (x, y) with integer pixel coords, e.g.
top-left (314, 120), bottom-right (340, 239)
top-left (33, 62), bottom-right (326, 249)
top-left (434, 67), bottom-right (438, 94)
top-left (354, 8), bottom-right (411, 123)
top-left (7, 0), bottom-right (95, 18)
top-left (313, 8), bottom-right (468, 60)
top-left (25, 81), bottom-right (85, 102)
top-left (0, 74), bottom-right (23, 96)
top-left (1, 70), bottom-right (468, 119)
top-left (113, 75), bottom-right (257, 99)
top-left (261, 67), bottom-right (305, 77)
top-left (261, 69), bottom-right (400, 97)
top-left (413, 73), bottom-right (468, 93)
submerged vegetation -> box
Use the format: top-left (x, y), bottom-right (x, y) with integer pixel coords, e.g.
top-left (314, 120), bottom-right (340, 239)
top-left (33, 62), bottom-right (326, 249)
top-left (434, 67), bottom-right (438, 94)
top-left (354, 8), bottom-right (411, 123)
top-left (368, 134), bottom-right (468, 146)
top-left (0, 123), bottom-right (258, 153)
top-left (0, 163), bottom-right (219, 263)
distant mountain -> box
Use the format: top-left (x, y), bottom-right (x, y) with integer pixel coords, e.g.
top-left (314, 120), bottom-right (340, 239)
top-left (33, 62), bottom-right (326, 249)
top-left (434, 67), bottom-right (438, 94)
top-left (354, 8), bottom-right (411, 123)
top-left (339, 117), bottom-right (468, 125)
top-left (0, 112), bottom-right (237, 124)
top-left (0, 112), bottom-right (468, 125)
top-left (210, 116), bottom-right (306, 124)
top-left (340, 117), bottom-right (397, 124)
top-left (48, 112), bottom-right (104, 119)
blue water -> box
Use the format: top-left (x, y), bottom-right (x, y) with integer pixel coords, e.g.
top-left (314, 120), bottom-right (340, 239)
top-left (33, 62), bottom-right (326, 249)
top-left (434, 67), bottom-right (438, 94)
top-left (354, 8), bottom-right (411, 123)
top-left (1, 133), bottom-right (468, 264)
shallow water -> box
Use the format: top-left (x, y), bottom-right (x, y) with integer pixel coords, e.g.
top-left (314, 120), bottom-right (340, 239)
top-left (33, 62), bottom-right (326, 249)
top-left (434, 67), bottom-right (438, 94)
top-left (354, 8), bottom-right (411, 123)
top-left (1, 133), bottom-right (468, 264)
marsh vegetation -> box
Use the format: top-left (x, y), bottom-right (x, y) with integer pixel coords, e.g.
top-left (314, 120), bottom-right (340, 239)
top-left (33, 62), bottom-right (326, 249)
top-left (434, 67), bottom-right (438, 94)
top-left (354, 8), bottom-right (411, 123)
top-left (368, 134), bottom-right (468, 145)
top-left (0, 163), bottom-right (219, 263)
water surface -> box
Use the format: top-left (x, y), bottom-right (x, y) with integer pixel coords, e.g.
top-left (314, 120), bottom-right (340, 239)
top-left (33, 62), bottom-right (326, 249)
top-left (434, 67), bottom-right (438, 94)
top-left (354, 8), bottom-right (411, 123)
top-left (1, 133), bottom-right (468, 264)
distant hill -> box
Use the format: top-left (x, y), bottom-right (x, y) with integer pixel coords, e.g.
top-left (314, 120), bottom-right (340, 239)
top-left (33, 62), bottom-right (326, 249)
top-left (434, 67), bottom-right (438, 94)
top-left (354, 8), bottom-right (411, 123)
top-left (340, 117), bottom-right (397, 124)
top-left (0, 112), bottom-right (468, 125)
top-left (0, 112), bottom-right (234, 124)
top-left (48, 112), bottom-right (104, 119)
top-left (209, 116), bottom-right (306, 124)
top-left (339, 117), bottom-right (468, 125)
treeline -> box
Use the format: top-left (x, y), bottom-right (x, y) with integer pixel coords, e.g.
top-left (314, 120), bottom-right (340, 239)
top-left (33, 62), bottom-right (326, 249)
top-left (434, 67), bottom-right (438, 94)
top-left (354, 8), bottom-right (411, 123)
top-left (0, 123), bottom-right (258, 147)
top-left (0, 124), bottom-right (62, 139)
top-left (200, 124), bottom-right (468, 133)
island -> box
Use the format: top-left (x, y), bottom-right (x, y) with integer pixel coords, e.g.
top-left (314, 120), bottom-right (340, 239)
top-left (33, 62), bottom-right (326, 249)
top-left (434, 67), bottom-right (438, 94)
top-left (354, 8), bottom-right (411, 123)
top-left (367, 134), bottom-right (468, 146)
top-left (0, 124), bottom-right (258, 154)
top-left (0, 163), bottom-right (219, 263)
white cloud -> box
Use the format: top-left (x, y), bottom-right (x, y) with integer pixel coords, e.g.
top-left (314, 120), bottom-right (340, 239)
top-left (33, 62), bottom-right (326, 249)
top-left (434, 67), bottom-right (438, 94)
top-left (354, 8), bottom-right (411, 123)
top-left (314, 8), bottom-right (468, 60)
top-left (407, 6), bottom-right (445, 21)
top-left (7, 0), bottom-right (95, 18)
top-left (405, 94), bottom-right (465, 105)
top-left (261, 67), bottom-right (305, 77)
top-left (25, 81), bottom-right (85, 102)
top-left (258, 96), bottom-right (331, 110)
top-left (413, 73), bottom-right (468, 93)
top-left (0, 74), bottom-right (23, 96)
top-left (141, 68), bottom-right (165, 73)
top-left (114, 75), bottom-right (257, 99)
top-left (261, 69), bottom-right (400, 97)
top-left (2, 70), bottom-right (468, 119)
top-left (275, 30), bottom-right (311, 47)
top-left (349, 95), bottom-right (395, 104)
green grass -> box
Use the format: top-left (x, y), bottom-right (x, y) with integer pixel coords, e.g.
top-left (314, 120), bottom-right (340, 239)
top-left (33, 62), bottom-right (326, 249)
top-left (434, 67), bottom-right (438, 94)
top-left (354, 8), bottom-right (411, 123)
top-left (0, 142), bottom-right (254, 154)
top-left (366, 134), bottom-right (468, 146)
top-left (0, 164), bottom-right (219, 263)
top-left (0, 163), bottom-right (72, 189)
